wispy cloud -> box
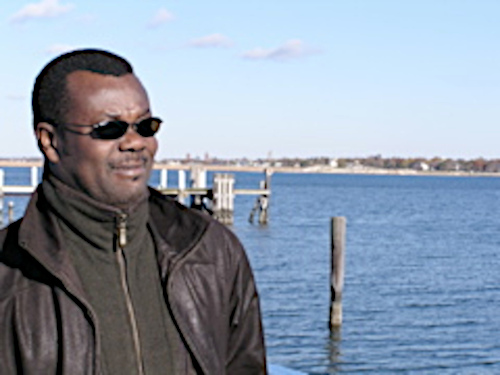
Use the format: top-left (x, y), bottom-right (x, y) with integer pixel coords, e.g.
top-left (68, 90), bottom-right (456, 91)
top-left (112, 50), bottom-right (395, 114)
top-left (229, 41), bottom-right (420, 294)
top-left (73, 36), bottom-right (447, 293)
top-left (76, 13), bottom-right (97, 25)
top-left (189, 33), bottom-right (233, 48)
top-left (242, 39), bottom-right (319, 61)
top-left (10, 0), bottom-right (74, 23)
top-left (6, 94), bottom-right (26, 101)
top-left (148, 8), bottom-right (174, 28)
top-left (44, 43), bottom-right (78, 55)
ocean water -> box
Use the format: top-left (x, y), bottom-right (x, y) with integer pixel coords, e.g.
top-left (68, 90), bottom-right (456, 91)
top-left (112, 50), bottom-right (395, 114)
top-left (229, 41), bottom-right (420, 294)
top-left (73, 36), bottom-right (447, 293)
top-left (2, 168), bottom-right (500, 373)
top-left (233, 173), bottom-right (500, 374)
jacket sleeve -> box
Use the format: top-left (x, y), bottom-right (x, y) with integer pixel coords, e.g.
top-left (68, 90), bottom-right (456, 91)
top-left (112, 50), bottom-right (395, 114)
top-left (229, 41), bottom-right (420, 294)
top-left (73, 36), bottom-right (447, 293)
top-left (225, 234), bottom-right (267, 374)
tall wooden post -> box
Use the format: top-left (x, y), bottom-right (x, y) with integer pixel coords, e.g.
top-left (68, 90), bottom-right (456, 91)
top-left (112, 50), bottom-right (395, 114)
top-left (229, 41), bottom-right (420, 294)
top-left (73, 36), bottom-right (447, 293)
top-left (190, 166), bottom-right (207, 189)
top-left (8, 201), bottom-right (14, 224)
top-left (330, 216), bottom-right (346, 330)
top-left (249, 169), bottom-right (272, 225)
top-left (159, 168), bottom-right (168, 189)
top-left (178, 170), bottom-right (186, 205)
top-left (190, 167), bottom-right (207, 208)
top-left (30, 166), bottom-right (38, 187)
top-left (212, 173), bottom-right (234, 225)
top-left (259, 169), bottom-right (271, 224)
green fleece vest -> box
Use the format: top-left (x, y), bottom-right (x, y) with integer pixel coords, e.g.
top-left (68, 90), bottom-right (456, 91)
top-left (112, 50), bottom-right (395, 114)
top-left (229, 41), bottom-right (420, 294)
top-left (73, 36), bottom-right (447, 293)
top-left (42, 176), bottom-right (176, 375)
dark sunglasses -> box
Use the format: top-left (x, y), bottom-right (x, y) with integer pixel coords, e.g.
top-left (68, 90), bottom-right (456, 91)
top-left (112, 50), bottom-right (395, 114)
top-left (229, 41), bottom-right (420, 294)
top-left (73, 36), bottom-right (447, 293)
top-left (55, 117), bottom-right (162, 140)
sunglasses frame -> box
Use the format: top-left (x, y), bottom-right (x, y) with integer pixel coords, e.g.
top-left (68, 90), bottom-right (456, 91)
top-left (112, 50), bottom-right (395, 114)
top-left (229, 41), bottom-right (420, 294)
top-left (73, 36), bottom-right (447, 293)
top-left (52, 117), bottom-right (162, 140)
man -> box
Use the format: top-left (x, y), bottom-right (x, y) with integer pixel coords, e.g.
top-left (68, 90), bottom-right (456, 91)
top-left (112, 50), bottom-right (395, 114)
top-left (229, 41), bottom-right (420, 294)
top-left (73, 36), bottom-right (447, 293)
top-left (0, 49), bottom-right (267, 374)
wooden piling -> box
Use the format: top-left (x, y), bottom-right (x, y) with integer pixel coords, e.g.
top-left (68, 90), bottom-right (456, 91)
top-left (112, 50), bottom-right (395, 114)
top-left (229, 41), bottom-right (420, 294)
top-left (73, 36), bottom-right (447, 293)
top-left (190, 167), bottom-right (207, 208)
top-left (259, 169), bottom-right (271, 224)
top-left (159, 168), bottom-right (168, 189)
top-left (330, 216), bottom-right (346, 329)
top-left (190, 166), bottom-right (207, 189)
top-left (177, 170), bottom-right (186, 205)
top-left (8, 201), bottom-right (14, 224)
top-left (212, 173), bottom-right (234, 225)
top-left (249, 169), bottom-right (272, 225)
top-left (30, 166), bottom-right (38, 187)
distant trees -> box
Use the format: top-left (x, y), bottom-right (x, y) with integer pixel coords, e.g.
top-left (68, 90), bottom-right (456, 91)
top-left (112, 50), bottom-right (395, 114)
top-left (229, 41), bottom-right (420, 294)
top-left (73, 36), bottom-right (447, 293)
top-left (273, 156), bottom-right (500, 173)
top-left (162, 154), bottom-right (500, 174)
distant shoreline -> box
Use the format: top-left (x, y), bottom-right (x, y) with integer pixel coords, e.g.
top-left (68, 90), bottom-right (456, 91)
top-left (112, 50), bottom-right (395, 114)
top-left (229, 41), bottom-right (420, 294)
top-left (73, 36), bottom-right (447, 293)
top-left (0, 158), bottom-right (498, 178)
top-left (267, 166), bottom-right (499, 177)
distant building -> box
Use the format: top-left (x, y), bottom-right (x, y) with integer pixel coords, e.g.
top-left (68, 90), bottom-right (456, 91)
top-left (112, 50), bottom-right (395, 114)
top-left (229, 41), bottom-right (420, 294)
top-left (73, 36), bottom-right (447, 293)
top-left (485, 161), bottom-right (500, 173)
top-left (410, 161), bottom-right (430, 171)
top-left (435, 159), bottom-right (460, 171)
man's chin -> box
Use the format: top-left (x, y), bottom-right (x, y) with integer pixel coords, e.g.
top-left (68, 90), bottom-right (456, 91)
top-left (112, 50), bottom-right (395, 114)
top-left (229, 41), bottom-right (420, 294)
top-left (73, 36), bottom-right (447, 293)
top-left (105, 184), bottom-right (149, 209)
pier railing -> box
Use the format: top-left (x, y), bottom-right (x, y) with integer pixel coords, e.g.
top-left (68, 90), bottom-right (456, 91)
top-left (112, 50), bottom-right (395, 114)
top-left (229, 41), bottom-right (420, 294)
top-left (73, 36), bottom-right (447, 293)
top-left (0, 162), bottom-right (271, 227)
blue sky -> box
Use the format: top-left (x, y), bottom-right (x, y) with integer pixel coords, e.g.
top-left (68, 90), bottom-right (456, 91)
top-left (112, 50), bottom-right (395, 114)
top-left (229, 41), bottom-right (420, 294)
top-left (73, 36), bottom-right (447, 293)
top-left (1, 0), bottom-right (499, 160)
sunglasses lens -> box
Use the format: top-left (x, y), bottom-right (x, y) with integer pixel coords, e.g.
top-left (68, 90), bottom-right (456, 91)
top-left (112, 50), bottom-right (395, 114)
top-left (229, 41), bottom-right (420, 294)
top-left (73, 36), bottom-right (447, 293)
top-left (91, 121), bottom-right (128, 139)
top-left (136, 117), bottom-right (162, 137)
top-left (89, 117), bottom-right (162, 139)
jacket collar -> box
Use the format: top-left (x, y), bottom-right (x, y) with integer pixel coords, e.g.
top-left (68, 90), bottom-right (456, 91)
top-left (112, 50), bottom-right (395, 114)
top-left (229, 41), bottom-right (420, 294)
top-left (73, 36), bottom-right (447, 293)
top-left (19, 186), bottom-right (80, 286)
top-left (42, 175), bottom-right (150, 255)
top-left (147, 187), bottom-right (209, 264)
top-left (18, 185), bottom-right (210, 286)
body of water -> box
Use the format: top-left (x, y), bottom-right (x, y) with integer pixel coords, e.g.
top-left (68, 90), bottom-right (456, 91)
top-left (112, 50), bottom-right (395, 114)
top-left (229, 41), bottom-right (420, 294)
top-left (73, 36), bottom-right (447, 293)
top-left (3, 168), bottom-right (500, 373)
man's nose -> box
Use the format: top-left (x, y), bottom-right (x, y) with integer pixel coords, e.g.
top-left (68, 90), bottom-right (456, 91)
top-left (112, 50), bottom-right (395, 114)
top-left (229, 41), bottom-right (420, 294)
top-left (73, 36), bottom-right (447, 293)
top-left (118, 124), bottom-right (146, 151)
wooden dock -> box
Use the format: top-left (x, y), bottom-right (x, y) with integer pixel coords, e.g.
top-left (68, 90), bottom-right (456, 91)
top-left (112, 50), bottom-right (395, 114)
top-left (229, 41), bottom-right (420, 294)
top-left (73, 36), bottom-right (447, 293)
top-left (0, 158), bottom-right (273, 173)
top-left (0, 162), bottom-right (271, 226)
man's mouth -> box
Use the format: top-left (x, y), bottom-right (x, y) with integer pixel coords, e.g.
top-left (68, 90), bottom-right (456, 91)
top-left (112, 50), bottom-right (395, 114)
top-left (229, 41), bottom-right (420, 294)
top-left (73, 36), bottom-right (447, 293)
top-left (110, 157), bottom-right (150, 178)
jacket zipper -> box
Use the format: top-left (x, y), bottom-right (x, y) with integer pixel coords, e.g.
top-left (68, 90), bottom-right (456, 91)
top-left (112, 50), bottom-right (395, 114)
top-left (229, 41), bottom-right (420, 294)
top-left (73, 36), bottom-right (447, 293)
top-left (116, 213), bottom-right (145, 375)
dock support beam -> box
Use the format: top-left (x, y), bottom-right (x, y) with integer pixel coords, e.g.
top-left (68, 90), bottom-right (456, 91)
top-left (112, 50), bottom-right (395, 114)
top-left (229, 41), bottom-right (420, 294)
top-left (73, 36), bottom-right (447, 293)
top-left (190, 167), bottom-right (207, 209)
top-left (259, 169), bottom-right (271, 224)
top-left (159, 168), bottom-right (168, 189)
top-left (8, 202), bottom-right (14, 224)
top-left (330, 216), bottom-right (346, 330)
top-left (249, 168), bottom-right (271, 225)
top-left (31, 166), bottom-right (38, 188)
top-left (212, 173), bottom-right (234, 225)
top-left (178, 170), bottom-right (186, 205)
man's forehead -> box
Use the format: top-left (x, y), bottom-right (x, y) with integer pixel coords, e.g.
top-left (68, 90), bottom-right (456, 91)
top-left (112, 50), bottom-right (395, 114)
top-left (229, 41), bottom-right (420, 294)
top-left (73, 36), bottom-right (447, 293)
top-left (65, 71), bottom-right (147, 101)
top-left (64, 71), bottom-right (150, 118)
top-left (66, 70), bottom-right (136, 88)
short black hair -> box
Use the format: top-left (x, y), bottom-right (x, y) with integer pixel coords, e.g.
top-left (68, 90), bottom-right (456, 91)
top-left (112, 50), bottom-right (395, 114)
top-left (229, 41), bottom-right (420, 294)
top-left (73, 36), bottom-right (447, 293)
top-left (32, 48), bottom-right (133, 128)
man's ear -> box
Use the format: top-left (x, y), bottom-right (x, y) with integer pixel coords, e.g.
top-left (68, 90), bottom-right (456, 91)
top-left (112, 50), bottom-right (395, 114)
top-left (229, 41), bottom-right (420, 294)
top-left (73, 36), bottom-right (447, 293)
top-left (36, 122), bottom-right (60, 164)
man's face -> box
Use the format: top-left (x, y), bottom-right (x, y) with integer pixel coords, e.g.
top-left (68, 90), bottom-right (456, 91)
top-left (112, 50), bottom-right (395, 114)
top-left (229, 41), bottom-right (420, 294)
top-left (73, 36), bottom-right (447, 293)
top-left (50, 70), bottom-right (158, 208)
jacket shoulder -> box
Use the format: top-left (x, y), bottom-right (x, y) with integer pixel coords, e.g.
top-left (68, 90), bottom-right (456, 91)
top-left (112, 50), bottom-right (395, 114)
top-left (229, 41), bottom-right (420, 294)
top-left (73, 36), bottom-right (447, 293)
top-left (148, 188), bottom-right (212, 251)
top-left (148, 187), bottom-right (246, 260)
top-left (0, 220), bottom-right (55, 300)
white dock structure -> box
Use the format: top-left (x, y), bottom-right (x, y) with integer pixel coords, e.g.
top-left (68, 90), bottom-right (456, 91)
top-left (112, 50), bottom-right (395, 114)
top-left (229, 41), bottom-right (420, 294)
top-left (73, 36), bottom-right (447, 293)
top-left (0, 160), bottom-right (271, 226)
top-left (212, 173), bottom-right (235, 224)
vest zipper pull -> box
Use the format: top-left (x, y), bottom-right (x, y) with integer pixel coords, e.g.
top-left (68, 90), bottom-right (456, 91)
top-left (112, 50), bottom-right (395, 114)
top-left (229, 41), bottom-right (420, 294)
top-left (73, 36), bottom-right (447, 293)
top-left (117, 213), bottom-right (127, 248)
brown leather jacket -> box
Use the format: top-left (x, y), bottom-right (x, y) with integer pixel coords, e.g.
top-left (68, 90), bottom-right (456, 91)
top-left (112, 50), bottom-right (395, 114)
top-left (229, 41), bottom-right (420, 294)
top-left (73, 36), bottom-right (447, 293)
top-left (0, 187), bottom-right (267, 374)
